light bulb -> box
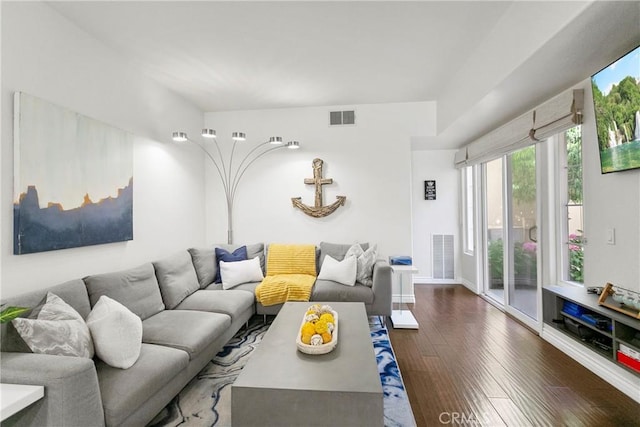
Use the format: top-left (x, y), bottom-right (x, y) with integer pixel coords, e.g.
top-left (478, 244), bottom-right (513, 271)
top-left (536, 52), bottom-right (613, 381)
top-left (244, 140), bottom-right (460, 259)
top-left (201, 129), bottom-right (216, 138)
top-left (172, 132), bottom-right (188, 142)
top-left (232, 132), bottom-right (246, 141)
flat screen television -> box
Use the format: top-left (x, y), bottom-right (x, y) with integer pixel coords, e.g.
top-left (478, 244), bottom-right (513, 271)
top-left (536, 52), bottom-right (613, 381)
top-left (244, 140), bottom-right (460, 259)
top-left (591, 45), bottom-right (640, 174)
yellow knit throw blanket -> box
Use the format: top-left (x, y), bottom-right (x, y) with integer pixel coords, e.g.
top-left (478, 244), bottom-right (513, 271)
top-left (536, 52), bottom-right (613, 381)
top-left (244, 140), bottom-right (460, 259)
top-left (256, 274), bottom-right (316, 306)
top-left (255, 244), bottom-right (317, 306)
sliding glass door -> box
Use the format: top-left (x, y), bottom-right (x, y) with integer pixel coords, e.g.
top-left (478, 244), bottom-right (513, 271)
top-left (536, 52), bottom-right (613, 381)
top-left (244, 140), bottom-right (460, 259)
top-left (484, 158), bottom-right (504, 304)
top-left (483, 146), bottom-right (539, 326)
top-left (506, 146), bottom-right (538, 322)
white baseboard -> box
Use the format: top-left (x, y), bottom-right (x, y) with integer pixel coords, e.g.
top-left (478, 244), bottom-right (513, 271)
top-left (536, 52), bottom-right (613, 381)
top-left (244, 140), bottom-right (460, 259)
top-left (392, 294), bottom-right (416, 304)
top-left (458, 278), bottom-right (479, 294)
top-left (413, 276), bottom-right (480, 294)
top-left (542, 325), bottom-right (640, 404)
top-left (414, 276), bottom-right (459, 285)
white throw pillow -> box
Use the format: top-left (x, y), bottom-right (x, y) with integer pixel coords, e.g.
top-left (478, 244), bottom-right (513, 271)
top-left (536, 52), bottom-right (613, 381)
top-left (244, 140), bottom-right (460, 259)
top-left (12, 292), bottom-right (94, 359)
top-left (86, 295), bottom-right (142, 369)
top-left (318, 255), bottom-right (357, 286)
top-left (345, 243), bottom-right (378, 287)
top-left (220, 257), bottom-right (264, 290)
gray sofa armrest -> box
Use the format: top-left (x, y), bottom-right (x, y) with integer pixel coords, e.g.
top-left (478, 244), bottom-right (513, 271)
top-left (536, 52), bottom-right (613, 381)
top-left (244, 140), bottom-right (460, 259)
top-left (1, 352), bottom-right (104, 427)
top-left (369, 260), bottom-right (392, 316)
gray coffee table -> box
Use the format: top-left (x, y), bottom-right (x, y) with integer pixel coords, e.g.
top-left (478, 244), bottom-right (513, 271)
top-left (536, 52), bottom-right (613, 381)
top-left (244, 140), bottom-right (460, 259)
top-left (232, 301), bottom-right (383, 426)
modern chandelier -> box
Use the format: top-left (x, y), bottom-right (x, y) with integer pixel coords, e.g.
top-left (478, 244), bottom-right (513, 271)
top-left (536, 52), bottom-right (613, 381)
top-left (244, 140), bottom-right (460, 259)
top-left (172, 129), bottom-right (300, 244)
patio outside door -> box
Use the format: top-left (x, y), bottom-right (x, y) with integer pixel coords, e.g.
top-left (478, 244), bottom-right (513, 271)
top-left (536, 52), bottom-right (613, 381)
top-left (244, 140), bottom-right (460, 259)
top-left (506, 146), bottom-right (538, 324)
top-left (483, 146), bottom-right (539, 327)
top-left (484, 158), bottom-right (505, 305)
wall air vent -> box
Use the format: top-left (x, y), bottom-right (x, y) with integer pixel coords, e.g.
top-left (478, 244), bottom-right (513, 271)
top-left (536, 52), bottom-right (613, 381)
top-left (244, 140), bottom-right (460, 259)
top-left (329, 110), bottom-right (356, 126)
top-left (432, 234), bottom-right (455, 279)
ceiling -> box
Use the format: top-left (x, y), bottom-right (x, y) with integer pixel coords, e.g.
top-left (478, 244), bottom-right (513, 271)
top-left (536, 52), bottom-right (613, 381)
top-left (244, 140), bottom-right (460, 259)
top-left (49, 1), bottom-right (640, 150)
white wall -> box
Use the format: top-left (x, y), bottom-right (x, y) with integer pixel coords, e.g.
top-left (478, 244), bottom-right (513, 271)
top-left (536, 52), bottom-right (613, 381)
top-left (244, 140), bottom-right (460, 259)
top-left (410, 150), bottom-right (459, 283)
top-left (456, 79), bottom-right (640, 294)
top-left (1, 3), bottom-right (206, 298)
top-left (581, 79), bottom-right (640, 293)
top-left (204, 102), bottom-right (436, 263)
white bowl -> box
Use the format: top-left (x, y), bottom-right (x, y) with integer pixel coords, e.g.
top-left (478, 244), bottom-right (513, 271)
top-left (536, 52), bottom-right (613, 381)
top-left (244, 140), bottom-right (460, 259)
top-left (296, 310), bottom-right (339, 355)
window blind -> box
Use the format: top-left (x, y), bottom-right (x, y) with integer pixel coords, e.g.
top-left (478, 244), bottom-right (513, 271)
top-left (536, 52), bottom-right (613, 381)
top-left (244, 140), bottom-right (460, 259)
top-left (454, 88), bottom-right (583, 168)
top-left (454, 147), bottom-right (468, 168)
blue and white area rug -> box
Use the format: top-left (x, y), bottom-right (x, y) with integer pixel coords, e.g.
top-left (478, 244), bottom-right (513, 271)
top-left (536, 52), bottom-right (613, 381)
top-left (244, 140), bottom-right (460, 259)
top-left (149, 317), bottom-right (416, 427)
top-left (370, 317), bottom-right (417, 427)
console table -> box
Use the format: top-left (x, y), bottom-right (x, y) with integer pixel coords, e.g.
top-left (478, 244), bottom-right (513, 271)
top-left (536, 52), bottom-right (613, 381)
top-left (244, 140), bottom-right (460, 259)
top-left (543, 285), bottom-right (640, 376)
top-left (1, 383), bottom-right (44, 421)
top-left (390, 265), bottom-right (419, 329)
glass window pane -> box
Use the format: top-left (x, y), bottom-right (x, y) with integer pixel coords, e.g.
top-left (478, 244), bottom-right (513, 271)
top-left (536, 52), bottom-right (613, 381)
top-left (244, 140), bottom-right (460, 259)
top-left (565, 126), bottom-right (583, 283)
top-left (486, 158), bottom-right (504, 302)
top-left (464, 166), bottom-right (474, 254)
top-left (508, 145), bottom-right (537, 320)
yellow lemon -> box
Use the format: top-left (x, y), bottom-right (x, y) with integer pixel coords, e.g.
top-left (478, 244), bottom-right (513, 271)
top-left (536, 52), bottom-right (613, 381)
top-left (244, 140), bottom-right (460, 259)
top-left (321, 332), bottom-right (332, 344)
top-left (301, 333), bottom-right (313, 345)
top-left (319, 313), bottom-right (334, 324)
top-left (314, 319), bottom-right (329, 334)
top-left (301, 322), bottom-right (316, 336)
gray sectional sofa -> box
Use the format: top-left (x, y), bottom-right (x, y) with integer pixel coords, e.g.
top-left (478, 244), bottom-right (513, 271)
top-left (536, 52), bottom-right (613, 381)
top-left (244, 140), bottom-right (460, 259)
top-left (0, 242), bottom-right (391, 426)
top-left (193, 242), bottom-right (392, 317)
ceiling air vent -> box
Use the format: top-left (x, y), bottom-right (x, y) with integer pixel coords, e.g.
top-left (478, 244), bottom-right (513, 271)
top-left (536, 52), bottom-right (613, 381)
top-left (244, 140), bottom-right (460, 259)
top-left (329, 110), bottom-right (356, 126)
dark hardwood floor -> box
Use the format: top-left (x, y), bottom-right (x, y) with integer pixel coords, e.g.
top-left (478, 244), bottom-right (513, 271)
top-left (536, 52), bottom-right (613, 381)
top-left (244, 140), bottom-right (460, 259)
top-left (387, 284), bottom-right (640, 427)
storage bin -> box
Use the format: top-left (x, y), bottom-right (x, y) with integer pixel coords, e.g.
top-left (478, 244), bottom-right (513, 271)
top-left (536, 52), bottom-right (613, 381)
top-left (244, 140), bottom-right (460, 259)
top-left (563, 317), bottom-right (592, 340)
top-left (580, 314), bottom-right (612, 331)
top-left (617, 351), bottom-right (640, 373)
top-left (619, 343), bottom-right (640, 361)
top-left (562, 300), bottom-right (585, 317)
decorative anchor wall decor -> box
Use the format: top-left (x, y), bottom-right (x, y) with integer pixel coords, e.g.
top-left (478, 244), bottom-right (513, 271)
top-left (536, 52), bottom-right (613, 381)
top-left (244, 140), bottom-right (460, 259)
top-left (291, 158), bottom-right (346, 218)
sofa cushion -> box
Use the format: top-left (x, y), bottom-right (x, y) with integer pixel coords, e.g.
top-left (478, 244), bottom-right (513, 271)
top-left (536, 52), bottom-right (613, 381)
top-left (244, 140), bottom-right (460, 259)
top-left (153, 251), bottom-right (200, 309)
top-left (96, 343), bottom-right (189, 427)
top-left (1, 279), bottom-right (91, 353)
top-left (175, 289), bottom-right (255, 318)
top-left (204, 282), bottom-right (223, 291)
top-left (12, 292), bottom-right (94, 358)
top-left (188, 247), bottom-right (216, 288)
top-left (220, 257), bottom-right (264, 289)
top-left (204, 281), bottom-right (261, 295)
top-left (214, 246), bottom-right (247, 283)
top-left (311, 280), bottom-right (375, 304)
top-left (229, 281), bottom-right (261, 294)
top-left (86, 296), bottom-right (142, 369)
top-left (218, 243), bottom-right (265, 273)
top-left (345, 243), bottom-right (378, 287)
top-left (266, 244), bottom-right (317, 276)
top-left (84, 263), bottom-right (165, 321)
top-left (319, 241), bottom-right (369, 267)
top-left (317, 255), bottom-right (357, 286)
top-left (188, 243), bottom-right (265, 289)
top-left (141, 310), bottom-right (230, 359)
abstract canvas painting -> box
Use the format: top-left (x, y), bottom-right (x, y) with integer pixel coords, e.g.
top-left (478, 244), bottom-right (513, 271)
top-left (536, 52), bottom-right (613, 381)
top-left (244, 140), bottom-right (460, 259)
top-left (13, 92), bottom-right (133, 255)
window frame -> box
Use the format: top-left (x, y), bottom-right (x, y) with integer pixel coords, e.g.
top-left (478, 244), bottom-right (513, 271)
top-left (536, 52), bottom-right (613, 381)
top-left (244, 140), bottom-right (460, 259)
top-left (556, 125), bottom-right (584, 286)
top-left (462, 165), bottom-right (475, 255)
